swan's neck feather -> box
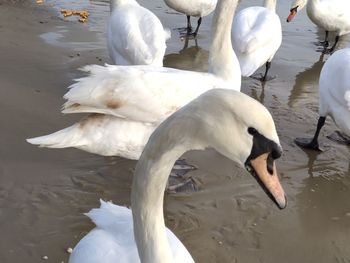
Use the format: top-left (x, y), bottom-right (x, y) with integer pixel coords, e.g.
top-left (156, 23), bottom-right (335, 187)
top-left (208, 0), bottom-right (240, 85)
top-left (264, 0), bottom-right (277, 12)
top-left (110, 0), bottom-right (138, 12)
top-left (132, 143), bottom-right (185, 263)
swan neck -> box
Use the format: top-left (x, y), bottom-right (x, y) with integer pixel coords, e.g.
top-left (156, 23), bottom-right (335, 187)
top-left (307, 0), bottom-right (319, 10)
top-left (208, 0), bottom-right (240, 85)
top-left (131, 134), bottom-right (186, 263)
top-left (264, 0), bottom-right (277, 12)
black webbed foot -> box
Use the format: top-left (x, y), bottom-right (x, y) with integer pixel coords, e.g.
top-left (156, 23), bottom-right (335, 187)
top-left (294, 137), bottom-right (323, 151)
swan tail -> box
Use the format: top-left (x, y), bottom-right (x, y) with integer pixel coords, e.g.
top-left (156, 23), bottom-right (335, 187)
top-left (26, 123), bottom-right (84, 149)
top-left (63, 64), bottom-right (123, 113)
top-left (345, 91), bottom-right (350, 111)
top-left (86, 200), bottom-right (131, 229)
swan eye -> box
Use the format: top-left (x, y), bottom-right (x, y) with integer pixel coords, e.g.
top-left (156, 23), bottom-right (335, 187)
top-left (290, 6), bottom-right (298, 12)
top-left (248, 127), bottom-right (258, 135)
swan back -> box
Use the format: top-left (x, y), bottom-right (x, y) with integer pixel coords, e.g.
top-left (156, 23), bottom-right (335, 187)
top-left (63, 64), bottom-right (234, 123)
top-left (108, 0), bottom-right (167, 66)
top-left (232, 6), bottom-right (282, 76)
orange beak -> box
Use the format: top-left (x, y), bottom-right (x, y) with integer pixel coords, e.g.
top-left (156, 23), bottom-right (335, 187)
top-left (250, 153), bottom-right (286, 209)
top-left (287, 9), bottom-right (297, 22)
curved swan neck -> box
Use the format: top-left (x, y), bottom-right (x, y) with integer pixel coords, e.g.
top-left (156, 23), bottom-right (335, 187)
top-left (208, 0), bottom-right (240, 85)
top-left (131, 135), bottom-right (187, 263)
top-left (264, 0), bottom-right (277, 12)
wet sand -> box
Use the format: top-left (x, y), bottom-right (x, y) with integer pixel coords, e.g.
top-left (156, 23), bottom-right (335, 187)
top-left (0, 0), bottom-right (350, 262)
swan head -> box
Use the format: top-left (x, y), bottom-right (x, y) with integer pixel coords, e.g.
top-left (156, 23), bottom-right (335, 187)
top-left (173, 89), bottom-right (286, 209)
top-left (287, 0), bottom-right (307, 22)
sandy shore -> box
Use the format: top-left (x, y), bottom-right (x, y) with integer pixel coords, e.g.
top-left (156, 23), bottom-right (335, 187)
top-left (1, 1), bottom-right (350, 263)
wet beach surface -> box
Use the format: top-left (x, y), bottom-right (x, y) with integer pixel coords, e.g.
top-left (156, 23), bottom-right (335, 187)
top-left (0, 0), bottom-right (349, 262)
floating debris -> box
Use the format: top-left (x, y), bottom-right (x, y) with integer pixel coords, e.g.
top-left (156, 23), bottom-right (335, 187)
top-left (60, 9), bottom-right (89, 23)
top-left (42, 255), bottom-right (48, 260)
top-left (36, 0), bottom-right (44, 4)
top-left (66, 247), bottom-right (73, 254)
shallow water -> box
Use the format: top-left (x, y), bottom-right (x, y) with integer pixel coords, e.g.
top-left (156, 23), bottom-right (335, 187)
top-left (1, 0), bottom-right (350, 262)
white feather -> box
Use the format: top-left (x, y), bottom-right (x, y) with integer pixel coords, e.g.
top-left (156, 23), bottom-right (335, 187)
top-left (69, 200), bottom-right (193, 263)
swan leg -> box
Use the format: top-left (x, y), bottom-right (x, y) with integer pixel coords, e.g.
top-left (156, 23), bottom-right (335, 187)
top-left (250, 62), bottom-right (275, 82)
top-left (319, 31), bottom-right (329, 47)
top-left (186, 15), bottom-right (192, 32)
top-left (295, 116), bottom-right (326, 151)
top-left (324, 35), bottom-right (340, 54)
top-left (262, 61), bottom-right (271, 82)
top-left (192, 17), bottom-right (202, 37)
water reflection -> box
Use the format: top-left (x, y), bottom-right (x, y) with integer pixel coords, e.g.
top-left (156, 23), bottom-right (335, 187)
top-left (245, 79), bottom-right (266, 105)
top-left (288, 53), bottom-right (325, 108)
top-left (163, 36), bottom-right (209, 72)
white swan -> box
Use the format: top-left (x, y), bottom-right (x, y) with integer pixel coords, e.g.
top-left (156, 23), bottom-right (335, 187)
top-left (232, 0), bottom-right (282, 81)
top-left (68, 89), bottom-right (287, 263)
top-left (27, 0), bottom-right (241, 159)
top-left (108, 0), bottom-right (169, 66)
top-left (164, 0), bottom-right (217, 36)
top-left (287, 0), bottom-right (350, 52)
top-left (295, 48), bottom-right (350, 150)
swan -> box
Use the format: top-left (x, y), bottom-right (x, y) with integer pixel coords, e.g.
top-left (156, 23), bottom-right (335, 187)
top-left (68, 89), bottom-right (287, 263)
top-left (286, 0), bottom-right (350, 53)
top-left (295, 48), bottom-right (350, 150)
top-left (232, 0), bottom-right (282, 81)
top-left (27, 0), bottom-right (241, 158)
top-left (163, 0), bottom-right (217, 36)
top-left (108, 0), bottom-right (169, 66)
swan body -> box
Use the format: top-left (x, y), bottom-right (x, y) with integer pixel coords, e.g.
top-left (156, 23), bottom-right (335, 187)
top-left (69, 89), bottom-right (286, 263)
top-left (164, 0), bottom-right (217, 17)
top-left (108, 0), bottom-right (169, 66)
top-left (295, 48), bottom-right (350, 149)
top-left (318, 48), bottom-right (350, 136)
top-left (232, 0), bottom-right (282, 78)
top-left (27, 0), bottom-right (241, 158)
top-left (287, 0), bottom-right (350, 51)
top-left (164, 0), bottom-right (217, 35)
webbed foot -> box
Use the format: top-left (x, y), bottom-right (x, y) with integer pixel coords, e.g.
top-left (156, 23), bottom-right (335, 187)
top-left (294, 137), bottom-right (323, 151)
